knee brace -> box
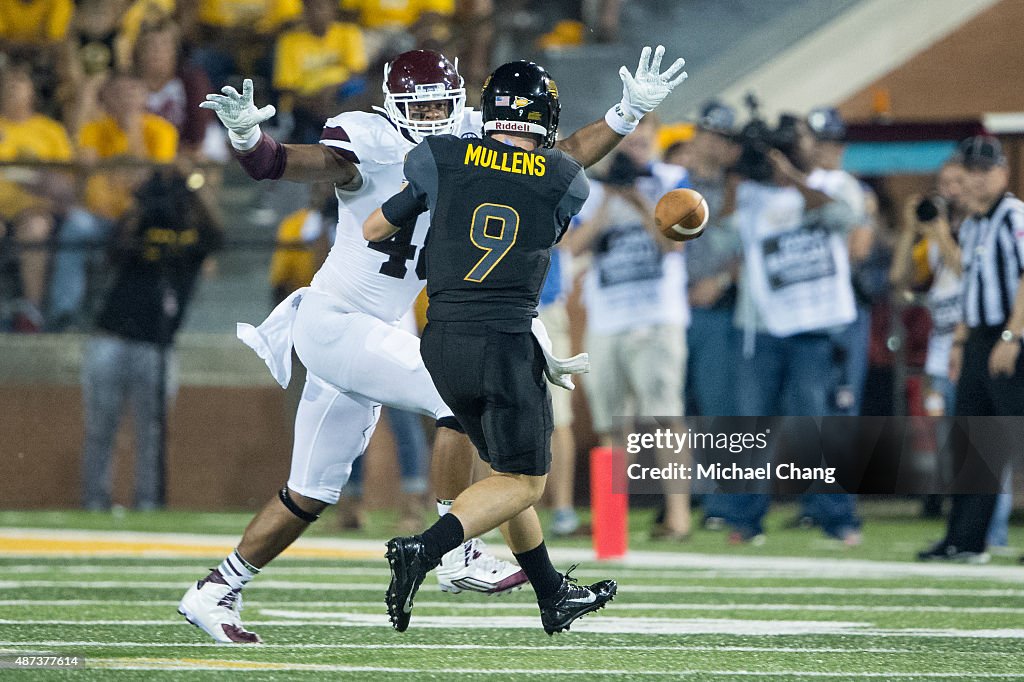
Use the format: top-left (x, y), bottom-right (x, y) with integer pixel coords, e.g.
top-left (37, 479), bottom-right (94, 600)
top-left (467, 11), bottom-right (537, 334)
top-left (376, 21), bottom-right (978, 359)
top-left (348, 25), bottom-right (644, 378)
top-left (436, 416), bottom-right (465, 434)
top-left (278, 485), bottom-right (321, 523)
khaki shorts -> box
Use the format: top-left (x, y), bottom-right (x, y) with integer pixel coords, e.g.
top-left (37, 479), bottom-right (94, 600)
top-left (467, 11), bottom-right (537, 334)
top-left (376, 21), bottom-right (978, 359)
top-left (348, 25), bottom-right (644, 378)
top-left (585, 324), bottom-right (686, 435)
top-left (539, 301), bottom-right (574, 428)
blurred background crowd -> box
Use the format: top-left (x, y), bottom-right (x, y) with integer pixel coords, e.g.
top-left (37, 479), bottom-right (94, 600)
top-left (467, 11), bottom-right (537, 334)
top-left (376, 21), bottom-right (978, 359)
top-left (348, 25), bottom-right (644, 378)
top-left (2, 0), bottom-right (1022, 562)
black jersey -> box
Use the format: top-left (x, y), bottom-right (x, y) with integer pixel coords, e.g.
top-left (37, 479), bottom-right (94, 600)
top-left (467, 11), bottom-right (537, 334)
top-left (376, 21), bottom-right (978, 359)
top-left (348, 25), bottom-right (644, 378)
top-left (381, 135), bottom-right (589, 330)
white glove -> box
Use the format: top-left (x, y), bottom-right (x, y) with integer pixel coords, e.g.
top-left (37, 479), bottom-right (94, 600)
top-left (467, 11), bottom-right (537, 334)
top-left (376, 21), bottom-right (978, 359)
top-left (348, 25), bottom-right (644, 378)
top-left (531, 317), bottom-right (590, 391)
top-left (544, 351), bottom-right (590, 391)
top-left (606, 45), bottom-right (687, 135)
top-left (200, 78), bottom-right (277, 150)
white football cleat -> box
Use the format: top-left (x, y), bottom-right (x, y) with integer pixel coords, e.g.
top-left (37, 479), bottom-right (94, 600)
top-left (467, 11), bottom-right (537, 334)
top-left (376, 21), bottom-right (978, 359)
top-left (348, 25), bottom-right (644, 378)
top-left (178, 569), bottom-right (262, 644)
top-left (436, 538), bottom-right (529, 595)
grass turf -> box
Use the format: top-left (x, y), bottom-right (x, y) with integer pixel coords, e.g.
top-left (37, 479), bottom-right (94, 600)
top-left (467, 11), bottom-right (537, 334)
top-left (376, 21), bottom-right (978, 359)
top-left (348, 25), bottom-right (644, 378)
top-left (0, 504), bottom-right (1021, 680)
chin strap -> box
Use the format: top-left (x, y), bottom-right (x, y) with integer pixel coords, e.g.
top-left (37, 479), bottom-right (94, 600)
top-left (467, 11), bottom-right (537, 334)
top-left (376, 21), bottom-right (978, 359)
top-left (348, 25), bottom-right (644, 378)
top-left (279, 486), bottom-right (321, 523)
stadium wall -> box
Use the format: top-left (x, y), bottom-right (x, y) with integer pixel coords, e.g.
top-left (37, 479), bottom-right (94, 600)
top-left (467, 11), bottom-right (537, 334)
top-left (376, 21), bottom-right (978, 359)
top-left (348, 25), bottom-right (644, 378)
top-left (0, 334), bottom-right (403, 510)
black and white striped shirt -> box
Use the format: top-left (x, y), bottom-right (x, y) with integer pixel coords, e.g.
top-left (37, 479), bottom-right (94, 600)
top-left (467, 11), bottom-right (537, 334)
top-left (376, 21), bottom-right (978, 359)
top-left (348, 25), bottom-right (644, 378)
top-left (959, 193), bottom-right (1024, 328)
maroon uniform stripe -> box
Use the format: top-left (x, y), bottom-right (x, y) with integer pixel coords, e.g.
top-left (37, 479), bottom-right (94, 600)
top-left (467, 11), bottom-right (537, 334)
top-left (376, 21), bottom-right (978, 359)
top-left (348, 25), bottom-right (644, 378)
top-left (320, 126), bottom-right (359, 164)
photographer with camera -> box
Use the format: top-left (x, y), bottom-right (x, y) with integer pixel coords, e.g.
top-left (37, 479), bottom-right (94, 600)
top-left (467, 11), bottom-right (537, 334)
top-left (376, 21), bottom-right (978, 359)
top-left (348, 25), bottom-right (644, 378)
top-left (891, 158), bottom-right (967, 418)
top-left (806, 107), bottom-right (871, 419)
top-left (80, 166), bottom-right (222, 511)
top-left (683, 101), bottom-right (743, 418)
top-left (678, 101), bottom-right (742, 530)
top-left (719, 101), bottom-right (861, 544)
top-left (564, 114), bottom-right (692, 541)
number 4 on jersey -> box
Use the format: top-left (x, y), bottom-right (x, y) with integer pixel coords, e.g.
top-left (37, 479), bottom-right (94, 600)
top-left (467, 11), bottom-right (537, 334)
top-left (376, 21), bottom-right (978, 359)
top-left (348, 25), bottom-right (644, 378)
top-left (367, 219), bottom-right (425, 280)
top-left (465, 203), bottom-right (519, 282)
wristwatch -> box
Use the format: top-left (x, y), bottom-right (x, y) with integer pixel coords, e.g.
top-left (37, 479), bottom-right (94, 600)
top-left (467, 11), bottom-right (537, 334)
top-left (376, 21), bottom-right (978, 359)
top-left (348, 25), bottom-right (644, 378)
top-left (1000, 329), bottom-right (1022, 344)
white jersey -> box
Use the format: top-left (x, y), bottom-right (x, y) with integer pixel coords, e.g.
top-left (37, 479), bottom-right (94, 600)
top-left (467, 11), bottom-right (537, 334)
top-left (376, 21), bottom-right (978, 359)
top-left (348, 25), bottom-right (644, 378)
top-left (735, 181), bottom-right (857, 338)
top-left (807, 168), bottom-right (866, 221)
top-left (311, 108), bottom-right (483, 323)
top-left (579, 170), bottom-right (689, 336)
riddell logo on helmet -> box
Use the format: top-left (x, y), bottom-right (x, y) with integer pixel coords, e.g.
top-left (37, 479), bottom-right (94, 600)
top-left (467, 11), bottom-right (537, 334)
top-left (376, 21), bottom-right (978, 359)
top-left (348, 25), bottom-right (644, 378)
top-left (493, 120), bottom-right (532, 132)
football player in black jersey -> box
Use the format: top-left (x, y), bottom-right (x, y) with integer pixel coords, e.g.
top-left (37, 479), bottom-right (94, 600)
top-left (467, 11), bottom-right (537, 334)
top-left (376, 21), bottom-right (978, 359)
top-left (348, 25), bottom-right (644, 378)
top-left (366, 61), bottom-right (625, 635)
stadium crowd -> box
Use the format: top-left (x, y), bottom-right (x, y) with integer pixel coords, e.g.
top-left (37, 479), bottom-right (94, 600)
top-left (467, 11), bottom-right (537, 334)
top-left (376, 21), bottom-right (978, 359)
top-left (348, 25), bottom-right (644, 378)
top-left (1, 0), bottom-right (1019, 564)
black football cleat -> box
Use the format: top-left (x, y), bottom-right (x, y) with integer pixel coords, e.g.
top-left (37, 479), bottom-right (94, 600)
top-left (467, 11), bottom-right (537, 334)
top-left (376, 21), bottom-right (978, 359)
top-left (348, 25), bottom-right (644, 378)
top-left (538, 565), bottom-right (617, 635)
top-left (385, 536), bottom-right (436, 632)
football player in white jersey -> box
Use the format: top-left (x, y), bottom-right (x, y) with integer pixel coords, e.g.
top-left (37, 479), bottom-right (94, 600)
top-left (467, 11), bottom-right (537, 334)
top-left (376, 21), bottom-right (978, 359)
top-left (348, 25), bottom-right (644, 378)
top-left (179, 47), bottom-right (686, 643)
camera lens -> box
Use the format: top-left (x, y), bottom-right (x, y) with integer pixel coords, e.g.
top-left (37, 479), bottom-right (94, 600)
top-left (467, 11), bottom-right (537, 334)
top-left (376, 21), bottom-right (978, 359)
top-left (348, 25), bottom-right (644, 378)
top-left (915, 196), bottom-right (939, 222)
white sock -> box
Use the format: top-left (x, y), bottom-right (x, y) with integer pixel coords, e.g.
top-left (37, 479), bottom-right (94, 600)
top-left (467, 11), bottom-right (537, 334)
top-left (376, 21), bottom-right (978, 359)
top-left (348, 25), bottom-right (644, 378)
top-left (436, 499), bottom-right (454, 517)
top-left (217, 549), bottom-right (259, 590)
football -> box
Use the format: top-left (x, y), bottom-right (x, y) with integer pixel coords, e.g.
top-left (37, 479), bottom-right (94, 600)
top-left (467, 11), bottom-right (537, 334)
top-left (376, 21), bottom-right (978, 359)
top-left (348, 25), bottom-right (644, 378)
top-left (655, 188), bottom-right (709, 242)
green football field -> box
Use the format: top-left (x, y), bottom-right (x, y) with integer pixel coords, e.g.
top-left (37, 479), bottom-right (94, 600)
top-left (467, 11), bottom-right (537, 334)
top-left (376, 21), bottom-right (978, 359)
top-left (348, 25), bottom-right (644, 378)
top-left (0, 505), bottom-right (1022, 680)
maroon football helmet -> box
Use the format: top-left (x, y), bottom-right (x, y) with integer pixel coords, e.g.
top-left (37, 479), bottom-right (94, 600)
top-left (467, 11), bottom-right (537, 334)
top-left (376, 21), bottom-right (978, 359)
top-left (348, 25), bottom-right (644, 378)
top-left (381, 50), bottom-right (465, 142)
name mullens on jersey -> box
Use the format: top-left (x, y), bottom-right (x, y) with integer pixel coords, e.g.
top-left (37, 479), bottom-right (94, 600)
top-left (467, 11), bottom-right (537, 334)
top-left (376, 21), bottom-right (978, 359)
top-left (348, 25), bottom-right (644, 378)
top-left (464, 143), bottom-right (546, 177)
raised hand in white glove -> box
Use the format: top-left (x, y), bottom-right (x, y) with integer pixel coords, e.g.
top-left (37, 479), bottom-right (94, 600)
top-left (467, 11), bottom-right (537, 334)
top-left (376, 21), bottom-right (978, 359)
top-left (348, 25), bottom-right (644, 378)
top-left (606, 45), bottom-right (687, 135)
top-left (200, 78), bottom-right (277, 150)
top-left (531, 318), bottom-right (590, 391)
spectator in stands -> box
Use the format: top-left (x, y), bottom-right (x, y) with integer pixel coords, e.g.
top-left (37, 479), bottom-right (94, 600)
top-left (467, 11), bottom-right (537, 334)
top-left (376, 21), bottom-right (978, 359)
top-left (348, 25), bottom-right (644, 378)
top-left (135, 20), bottom-right (215, 160)
top-left (0, 0), bottom-right (74, 116)
top-left (268, 183), bottom-right (333, 306)
top-left (724, 113), bottom-right (860, 544)
top-left (0, 66), bottom-right (75, 332)
top-left (190, 0), bottom-right (302, 90)
top-left (678, 101), bottom-right (741, 529)
top-left (81, 166), bottom-right (222, 511)
top-left (533, 0), bottom-right (623, 48)
top-left (450, 0), bottom-right (493, 103)
top-left (118, 0), bottom-right (184, 69)
top-left (273, 0), bottom-right (369, 144)
top-left (55, 0), bottom-right (127, 135)
top-left (77, 71), bottom-right (180, 199)
top-left (341, 0), bottom-right (454, 60)
top-left (918, 136), bottom-right (1024, 563)
top-left (564, 115), bottom-right (691, 541)
top-left (0, 0), bottom-right (73, 49)
top-left (49, 72), bottom-right (179, 330)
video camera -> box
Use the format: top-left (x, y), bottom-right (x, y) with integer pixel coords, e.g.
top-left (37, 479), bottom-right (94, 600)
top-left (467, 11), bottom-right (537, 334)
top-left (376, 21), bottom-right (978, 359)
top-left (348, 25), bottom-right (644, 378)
top-left (914, 194), bottom-right (947, 223)
top-left (603, 150), bottom-right (653, 187)
top-left (730, 93), bottom-right (801, 183)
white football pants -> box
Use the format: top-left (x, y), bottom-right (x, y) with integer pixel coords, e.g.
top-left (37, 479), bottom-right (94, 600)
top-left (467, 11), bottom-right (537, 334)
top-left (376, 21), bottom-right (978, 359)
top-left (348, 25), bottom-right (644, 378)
top-left (286, 288), bottom-right (451, 504)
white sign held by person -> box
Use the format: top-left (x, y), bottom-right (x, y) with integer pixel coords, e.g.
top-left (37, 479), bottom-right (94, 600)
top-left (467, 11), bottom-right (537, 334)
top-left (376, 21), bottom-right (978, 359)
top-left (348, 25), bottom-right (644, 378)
top-left (739, 183), bottom-right (856, 337)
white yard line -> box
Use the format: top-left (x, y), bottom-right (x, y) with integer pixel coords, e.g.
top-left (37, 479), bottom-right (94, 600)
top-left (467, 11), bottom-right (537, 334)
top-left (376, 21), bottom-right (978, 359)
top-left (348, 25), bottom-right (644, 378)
top-left (3, 526), bottom-right (1023, 581)
top-left (265, 603), bottom-right (1024, 614)
top-left (0, 565), bottom-right (391, 577)
top-left (2, 599), bottom-right (1023, 614)
top-left (4, 579), bottom-right (1024, 598)
top-left (0, 641), bottom-right (947, 654)
top-left (4, 562), bottom-right (1022, 585)
top-left (3, 615), bottom-right (1024, 638)
top-left (72, 658), bottom-right (1024, 676)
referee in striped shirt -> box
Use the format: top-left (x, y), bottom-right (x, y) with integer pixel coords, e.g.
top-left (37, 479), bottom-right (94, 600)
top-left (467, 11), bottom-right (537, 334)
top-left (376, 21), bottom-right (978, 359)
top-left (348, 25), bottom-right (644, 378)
top-left (918, 135), bottom-right (1024, 562)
